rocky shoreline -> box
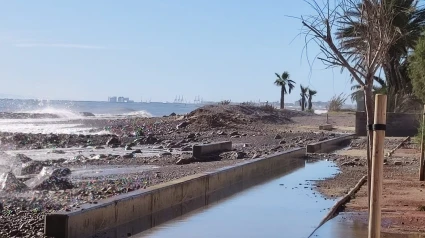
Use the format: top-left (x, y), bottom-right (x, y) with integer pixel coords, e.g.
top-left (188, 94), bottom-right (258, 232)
top-left (0, 105), bottom-right (355, 237)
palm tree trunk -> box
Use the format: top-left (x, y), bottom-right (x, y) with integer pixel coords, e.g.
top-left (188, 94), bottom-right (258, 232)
top-left (281, 86), bottom-right (285, 109)
top-left (308, 98), bottom-right (312, 110)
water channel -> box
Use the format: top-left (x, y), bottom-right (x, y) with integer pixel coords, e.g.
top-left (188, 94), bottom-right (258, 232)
top-left (135, 160), bottom-right (341, 238)
top-left (130, 159), bottom-right (424, 238)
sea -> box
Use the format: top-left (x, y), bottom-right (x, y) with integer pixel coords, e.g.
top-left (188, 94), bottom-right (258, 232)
top-left (0, 99), bottom-right (329, 135)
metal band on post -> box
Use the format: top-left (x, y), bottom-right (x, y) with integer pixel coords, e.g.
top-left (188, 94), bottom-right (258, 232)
top-left (367, 124), bottom-right (373, 131)
top-left (372, 124), bottom-right (386, 131)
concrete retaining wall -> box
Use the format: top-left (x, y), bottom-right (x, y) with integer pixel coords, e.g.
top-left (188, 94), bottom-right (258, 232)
top-left (306, 134), bottom-right (355, 153)
top-left (192, 141), bottom-right (232, 158)
top-left (356, 111), bottom-right (420, 137)
top-left (45, 148), bottom-right (305, 238)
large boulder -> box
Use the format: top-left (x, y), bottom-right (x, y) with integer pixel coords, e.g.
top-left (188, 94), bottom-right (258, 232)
top-left (25, 167), bottom-right (73, 190)
top-left (9, 154), bottom-right (40, 176)
top-left (0, 171), bottom-right (28, 192)
top-left (14, 154), bottom-right (32, 163)
top-left (106, 137), bottom-right (121, 146)
top-left (20, 161), bottom-right (45, 175)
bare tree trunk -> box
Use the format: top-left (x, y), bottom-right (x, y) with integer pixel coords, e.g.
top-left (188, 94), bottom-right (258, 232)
top-left (301, 97), bottom-right (305, 111)
top-left (364, 83), bottom-right (375, 212)
top-left (281, 87), bottom-right (285, 109)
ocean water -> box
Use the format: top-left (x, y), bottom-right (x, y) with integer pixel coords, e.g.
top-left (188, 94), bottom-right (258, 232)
top-left (0, 99), bottom-right (203, 134)
top-left (0, 99), bottom-right (201, 117)
top-left (0, 99), bottom-right (330, 135)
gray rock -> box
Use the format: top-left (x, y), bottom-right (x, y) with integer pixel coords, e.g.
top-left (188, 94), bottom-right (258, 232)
top-left (187, 133), bottom-right (196, 139)
top-left (279, 140), bottom-right (286, 144)
top-left (181, 146), bottom-right (192, 151)
top-left (20, 161), bottom-right (45, 175)
top-left (0, 171), bottom-right (28, 192)
top-left (91, 154), bottom-right (107, 160)
top-left (252, 153), bottom-right (260, 159)
top-left (341, 161), bottom-right (357, 166)
top-left (217, 131), bottom-right (227, 136)
top-left (14, 154), bottom-right (32, 163)
top-left (160, 152), bottom-right (172, 156)
top-left (274, 134), bottom-right (282, 139)
top-left (51, 149), bottom-right (65, 154)
top-left (230, 131), bottom-right (239, 136)
top-left (176, 121), bottom-right (190, 129)
top-left (79, 112), bottom-right (95, 117)
top-left (64, 154), bottom-right (87, 164)
top-left (106, 137), bottom-right (121, 146)
top-left (176, 157), bottom-right (193, 165)
top-left (122, 153), bottom-right (134, 159)
top-left (272, 146), bottom-right (283, 151)
top-left (394, 161), bottom-right (403, 166)
top-left (25, 167), bottom-right (73, 190)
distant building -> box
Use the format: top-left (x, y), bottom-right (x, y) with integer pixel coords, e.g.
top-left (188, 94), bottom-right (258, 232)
top-left (108, 96), bottom-right (117, 102)
top-left (117, 97), bottom-right (131, 103)
top-left (108, 96), bottom-right (133, 103)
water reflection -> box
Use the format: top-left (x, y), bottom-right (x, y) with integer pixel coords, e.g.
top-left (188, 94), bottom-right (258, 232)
top-left (136, 160), bottom-right (339, 238)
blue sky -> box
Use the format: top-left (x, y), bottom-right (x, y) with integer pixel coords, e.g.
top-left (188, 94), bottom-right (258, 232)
top-left (0, 0), bottom-right (354, 103)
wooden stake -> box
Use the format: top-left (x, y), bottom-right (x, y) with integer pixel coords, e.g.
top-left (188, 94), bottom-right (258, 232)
top-left (420, 104), bottom-right (425, 181)
top-left (326, 113), bottom-right (329, 124)
top-left (368, 94), bottom-right (387, 238)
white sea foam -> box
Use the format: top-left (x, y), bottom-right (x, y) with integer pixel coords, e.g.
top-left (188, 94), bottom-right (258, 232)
top-left (0, 123), bottom-right (91, 134)
top-left (18, 107), bottom-right (83, 119)
top-left (314, 109), bottom-right (328, 114)
top-left (0, 107), bottom-right (153, 134)
top-left (94, 110), bottom-right (152, 118)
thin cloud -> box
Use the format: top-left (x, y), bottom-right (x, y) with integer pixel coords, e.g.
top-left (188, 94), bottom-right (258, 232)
top-left (14, 43), bottom-right (107, 50)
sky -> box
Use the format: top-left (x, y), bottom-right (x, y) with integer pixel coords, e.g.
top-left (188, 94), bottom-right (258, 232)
top-left (0, 0), bottom-right (355, 103)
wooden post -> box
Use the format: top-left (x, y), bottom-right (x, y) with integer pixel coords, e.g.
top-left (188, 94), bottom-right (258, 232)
top-left (420, 104), bottom-right (425, 181)
top-left (368, 94), bottom-right (387, 238)
top-left (326, 113), bottom-right (329, 124)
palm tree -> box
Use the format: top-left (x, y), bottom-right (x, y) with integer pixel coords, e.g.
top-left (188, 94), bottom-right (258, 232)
top-left (338, 0), bottom-right (425, 111)
top-left (300, 85), bottom-right (309, 111)
top-left (307, 89), bottom-right (317, 110)
top-left (274, 72), bottom-right (296, 109)
top-left (350, 76), bottom-right (387, 103)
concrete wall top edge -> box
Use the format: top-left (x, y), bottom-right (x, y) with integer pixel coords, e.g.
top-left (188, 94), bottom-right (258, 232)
top-left (192, 141), bottom-right (232, 147)
top-left (47, 147), bottom-right (306, 218)
top-left (51, 172), bottom-right (211, 217)
top-left (308, 134), bottom-right (354, 146)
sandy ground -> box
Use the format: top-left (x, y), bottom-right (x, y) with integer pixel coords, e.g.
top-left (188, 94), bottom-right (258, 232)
top-left (317, 136), bottom-right (425, 235)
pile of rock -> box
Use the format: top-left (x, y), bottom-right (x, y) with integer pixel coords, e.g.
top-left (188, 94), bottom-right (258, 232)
top-left (0, 153), bottom-right (73, 193)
